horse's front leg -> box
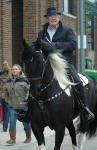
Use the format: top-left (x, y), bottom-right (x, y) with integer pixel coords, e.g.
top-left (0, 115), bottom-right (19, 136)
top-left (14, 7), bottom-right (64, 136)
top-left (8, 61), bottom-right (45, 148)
top-left (66, 121), bottom-right (77, 150)
top-left (77, 133), bottom-right (87, 150)
top-left (31, 123), bottom-right (46, 150)
top-left (54, 126), bottom-right (65, 150)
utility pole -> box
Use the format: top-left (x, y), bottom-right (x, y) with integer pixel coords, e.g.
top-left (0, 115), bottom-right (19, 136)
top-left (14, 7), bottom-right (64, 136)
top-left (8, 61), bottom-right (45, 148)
top-left (80, 0), bottom-right (84, 72)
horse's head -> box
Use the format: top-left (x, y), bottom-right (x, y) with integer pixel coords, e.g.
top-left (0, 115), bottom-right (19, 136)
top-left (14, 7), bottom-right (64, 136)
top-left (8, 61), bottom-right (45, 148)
top-left (22, 40), bottom-right (46, 95)
top-left (22, 39), bottom-right (73, 96)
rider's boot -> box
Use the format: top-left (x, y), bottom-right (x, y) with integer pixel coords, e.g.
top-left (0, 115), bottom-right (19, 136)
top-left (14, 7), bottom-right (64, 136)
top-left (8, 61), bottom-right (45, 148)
top-left (79, 87), bottom-right (95, 122)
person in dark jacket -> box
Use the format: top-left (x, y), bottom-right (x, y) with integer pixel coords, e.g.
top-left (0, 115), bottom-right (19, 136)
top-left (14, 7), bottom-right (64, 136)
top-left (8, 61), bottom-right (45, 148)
top-left (36, 6), bottom-right (94, 122)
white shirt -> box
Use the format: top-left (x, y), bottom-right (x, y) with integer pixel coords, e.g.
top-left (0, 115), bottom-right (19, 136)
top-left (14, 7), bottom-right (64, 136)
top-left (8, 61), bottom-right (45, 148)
top-left (47, 24), bottom-right (59, 42)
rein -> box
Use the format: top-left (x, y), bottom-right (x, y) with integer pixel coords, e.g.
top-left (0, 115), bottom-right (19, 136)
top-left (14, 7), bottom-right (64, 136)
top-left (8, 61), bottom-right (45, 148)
top-left (30, 77), bottom-right (42, 81)
top-left (40, 78), bottom-right (54, 92)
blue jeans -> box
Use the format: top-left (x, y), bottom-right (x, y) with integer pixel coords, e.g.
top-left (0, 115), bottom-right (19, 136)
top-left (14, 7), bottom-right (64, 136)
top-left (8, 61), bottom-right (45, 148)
top-left (0, 99), bottom-right (10, 130)
top-left (9, 107), bottom-right (31, 130)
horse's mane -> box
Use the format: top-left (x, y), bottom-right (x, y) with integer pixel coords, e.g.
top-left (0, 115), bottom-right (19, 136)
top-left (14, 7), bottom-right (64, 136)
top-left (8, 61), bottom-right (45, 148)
top-left (49, 52), bottom-right (75, 88)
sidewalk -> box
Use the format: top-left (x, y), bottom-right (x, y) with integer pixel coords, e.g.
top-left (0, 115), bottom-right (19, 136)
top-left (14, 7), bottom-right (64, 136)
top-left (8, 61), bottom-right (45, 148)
top-left (0, 121), bottom-right (56, 150)
top-left (1, 121), bottom-right (96, 150)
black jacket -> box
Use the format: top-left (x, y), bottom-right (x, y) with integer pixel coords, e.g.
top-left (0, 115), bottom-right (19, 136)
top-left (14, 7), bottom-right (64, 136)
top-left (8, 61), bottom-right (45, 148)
top-left (38, 21), bottom-right (77, 64)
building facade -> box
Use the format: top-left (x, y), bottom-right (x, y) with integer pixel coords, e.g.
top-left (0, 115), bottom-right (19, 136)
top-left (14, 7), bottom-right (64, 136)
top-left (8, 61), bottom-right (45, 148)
top-left (0, 0), bottom-right (97, 71)
top-left (85, 0), bottom-right (97, 65)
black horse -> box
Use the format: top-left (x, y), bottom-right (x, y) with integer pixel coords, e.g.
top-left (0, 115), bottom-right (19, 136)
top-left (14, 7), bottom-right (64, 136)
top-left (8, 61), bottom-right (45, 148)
top-left (22, 40), bottom-right (97, 150)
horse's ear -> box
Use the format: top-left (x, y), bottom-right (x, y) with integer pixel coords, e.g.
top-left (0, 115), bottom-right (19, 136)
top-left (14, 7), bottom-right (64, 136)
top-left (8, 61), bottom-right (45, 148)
top-left (34, 38), bottom-right (41, 50)
top-left (23, 39), bottom-right (26, 45)
top-left (22, 39), bottom-right (29, 61)
top-left (23, 39), bottom-right (28, 47)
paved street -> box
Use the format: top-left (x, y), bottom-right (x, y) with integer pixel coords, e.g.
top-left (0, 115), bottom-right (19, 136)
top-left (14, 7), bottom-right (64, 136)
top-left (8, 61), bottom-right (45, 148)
top-left (0, 121), bottom-right (97, 150)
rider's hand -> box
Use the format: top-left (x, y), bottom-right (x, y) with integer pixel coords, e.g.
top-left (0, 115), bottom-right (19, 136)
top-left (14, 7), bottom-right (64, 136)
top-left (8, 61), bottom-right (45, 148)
top-left (40, 39), bottom-right (56, 53)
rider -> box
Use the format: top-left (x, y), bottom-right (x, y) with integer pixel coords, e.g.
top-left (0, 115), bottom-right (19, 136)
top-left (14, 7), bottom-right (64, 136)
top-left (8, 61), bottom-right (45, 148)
top-left (35, 6), bottom-right (95, 122)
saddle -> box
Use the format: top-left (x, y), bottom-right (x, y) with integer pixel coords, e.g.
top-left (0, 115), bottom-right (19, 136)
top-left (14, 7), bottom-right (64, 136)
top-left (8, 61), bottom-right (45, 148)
top-left (71, 73), bottom-right (89, 94)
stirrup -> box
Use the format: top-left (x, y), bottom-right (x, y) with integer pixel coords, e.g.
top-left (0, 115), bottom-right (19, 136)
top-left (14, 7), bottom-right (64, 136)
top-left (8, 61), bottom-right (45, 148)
top-left (83, 106), bottom-right (95, 122)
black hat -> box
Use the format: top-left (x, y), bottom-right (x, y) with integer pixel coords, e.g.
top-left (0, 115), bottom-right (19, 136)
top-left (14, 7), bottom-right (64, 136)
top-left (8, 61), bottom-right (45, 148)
top-left (44, 7), bottom-right (61, 17)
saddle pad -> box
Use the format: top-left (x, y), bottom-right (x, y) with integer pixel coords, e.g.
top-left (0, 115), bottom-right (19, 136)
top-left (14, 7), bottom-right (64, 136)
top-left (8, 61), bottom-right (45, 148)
top-left (78, 73), bottom-right (88, 86)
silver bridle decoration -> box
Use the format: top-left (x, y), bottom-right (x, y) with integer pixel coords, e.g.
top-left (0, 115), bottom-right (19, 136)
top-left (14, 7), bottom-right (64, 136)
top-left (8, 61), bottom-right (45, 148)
top-left (29, 85), bottom-right (70, 104)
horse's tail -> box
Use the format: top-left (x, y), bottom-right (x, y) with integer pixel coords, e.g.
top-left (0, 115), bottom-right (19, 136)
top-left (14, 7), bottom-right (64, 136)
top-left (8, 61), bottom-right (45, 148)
top-left (86, 101), bottom-right (97, 137)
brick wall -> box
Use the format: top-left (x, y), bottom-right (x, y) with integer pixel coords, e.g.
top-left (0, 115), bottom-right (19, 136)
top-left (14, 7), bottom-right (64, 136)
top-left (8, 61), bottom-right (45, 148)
top-left (23, 0), bottom-right (37, 43)
top-left (0, 1), bottom-right (2, 69)
top-left (12, 0), bottom-right (23, 65)
top-left (0, 0), bottom-right (12, 69)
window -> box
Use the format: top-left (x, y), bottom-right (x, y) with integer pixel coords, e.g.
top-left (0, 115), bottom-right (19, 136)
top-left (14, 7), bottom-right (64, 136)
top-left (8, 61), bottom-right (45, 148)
top-left (87, 17), bottom-right (94, 51)
top-left (64, 0), bottom-right (69, 13)
top-left (64, 0), bottom-right (74, 15)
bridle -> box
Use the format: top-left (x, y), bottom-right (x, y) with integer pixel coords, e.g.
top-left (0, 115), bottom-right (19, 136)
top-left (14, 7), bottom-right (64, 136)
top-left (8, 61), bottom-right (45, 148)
top-left (27, 50), bottom-right (55, 95)
top-left (27, 50), bottom-right (48, 82)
